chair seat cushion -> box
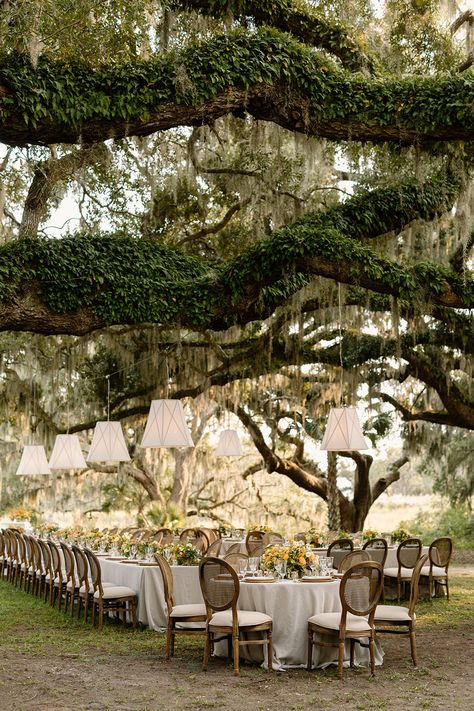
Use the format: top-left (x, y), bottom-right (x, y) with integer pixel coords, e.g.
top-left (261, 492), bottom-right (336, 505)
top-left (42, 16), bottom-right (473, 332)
top-left (210, 610), bottom-right (272, 627)
top-left (384, 567), bottom-right (414, 579)
top-left (79, 581), bottom-right (115, 593)
top-left (93, 585), bottom-right (137, 599)
top-left (308, 612), bottom-right (371, 633)
top-left (374, 604), bottom-right (414, 622)
top-left (170, 603), bottom-right (207, 618)
top-left (420, 565), bottom-right (447, 578)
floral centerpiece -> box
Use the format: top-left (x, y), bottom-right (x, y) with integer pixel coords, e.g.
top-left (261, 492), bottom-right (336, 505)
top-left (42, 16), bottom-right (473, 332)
top-left (363, 528), bottom-right (379, 541)
top-left (261, 541), bottom-right (318, 578)
top-left (167, 542), bottom-right (201, 566)
top-left (304, 529), bottom-right (326, 546)
top-left (248, 524), bottom-right (272, 533)
top-left (391, 526), bottom-right (412, 543)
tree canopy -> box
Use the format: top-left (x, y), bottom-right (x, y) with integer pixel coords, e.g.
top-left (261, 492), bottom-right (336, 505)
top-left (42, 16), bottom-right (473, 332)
top-left (0, 0), bottom-right (473, 530)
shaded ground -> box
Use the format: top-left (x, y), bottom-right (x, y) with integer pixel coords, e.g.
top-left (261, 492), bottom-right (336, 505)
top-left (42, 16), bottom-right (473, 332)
top-left (0, 576), bottom-right (473, 711)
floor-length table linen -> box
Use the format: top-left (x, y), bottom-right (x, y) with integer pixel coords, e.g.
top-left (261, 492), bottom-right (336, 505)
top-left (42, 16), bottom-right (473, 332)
top-left (99, 558), bottom-right (202, 629)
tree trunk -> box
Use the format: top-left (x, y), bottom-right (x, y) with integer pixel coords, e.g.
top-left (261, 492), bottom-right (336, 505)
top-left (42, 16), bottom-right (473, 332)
top-left (327, 452), bottom-right (341, 531)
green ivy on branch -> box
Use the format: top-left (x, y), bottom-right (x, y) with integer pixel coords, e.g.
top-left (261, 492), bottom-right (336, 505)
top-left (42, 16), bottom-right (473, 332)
top-left (0, 27), bottom-right (472, 146)
top-left (0, 169), bottom-right (471, 335)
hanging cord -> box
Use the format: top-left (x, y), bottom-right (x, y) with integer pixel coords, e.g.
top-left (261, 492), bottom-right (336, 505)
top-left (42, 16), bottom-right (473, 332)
top-left (338, 282), bottom-right (344, 408)
top-left (66, 347), bottom-right (71, 434)
top-left (106, 375), bottom-right (111, 421)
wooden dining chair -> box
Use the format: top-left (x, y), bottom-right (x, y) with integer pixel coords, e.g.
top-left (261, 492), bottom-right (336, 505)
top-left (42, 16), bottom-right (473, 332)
top-left (37, 539), bottom-right (55, 604)
top-left (262, 532), bottom-right (283, 546)
top-left (84, 548), bottom-right (138, 631)
top-left (199, 557), bottom-right (273, 676)
top-left (384, 538), bottom-right (422, 601)
top-left (338, 549), bottom-right (371, 573)
top-left (375, 554), bottom-right (428, 666)
top-left (421, 537), bottom-right (453, 600)
top-left (307, 561), bottom-right (383, 679)
top-left (47, 540), bottom-right (65, 609)
top-left (223, 552), bottom-right (248, 571)
top-left (362, 538), bottom-right (388, 567)
top-left (60, 541), bottom-right (79, 613)
top-left (327, 538), bottom-right (354, 570)
top-left (154, 552), bottom-right (207, 658)
top-left (206, 539), bottom-right (223, 557)
top-left (245, 531), bottom-right (266, 556)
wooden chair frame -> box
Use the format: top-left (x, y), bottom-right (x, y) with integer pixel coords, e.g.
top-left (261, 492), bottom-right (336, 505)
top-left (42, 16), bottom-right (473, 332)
top-left (307, 561), bottom-right (383, 679)
top-left (199, 557), bottom-right (273, 676)
top-left (84, 548), bottom-right (138, 631)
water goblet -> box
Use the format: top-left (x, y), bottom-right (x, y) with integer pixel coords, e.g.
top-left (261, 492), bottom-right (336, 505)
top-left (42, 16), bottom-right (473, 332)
top-left (238, 559), bottom-right (247, 579)
top-left (248, 556), bottom-right (259, 575)
top-left (163, 547), bottom-right (172, 562)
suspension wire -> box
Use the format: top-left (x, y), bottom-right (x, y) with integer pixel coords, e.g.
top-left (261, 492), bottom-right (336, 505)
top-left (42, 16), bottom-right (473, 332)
top-left (338, 282), bottom-right (344, 407)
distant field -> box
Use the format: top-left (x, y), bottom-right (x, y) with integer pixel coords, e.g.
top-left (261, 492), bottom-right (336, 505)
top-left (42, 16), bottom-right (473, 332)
top-left (364, 494), bottom-right (436, 531)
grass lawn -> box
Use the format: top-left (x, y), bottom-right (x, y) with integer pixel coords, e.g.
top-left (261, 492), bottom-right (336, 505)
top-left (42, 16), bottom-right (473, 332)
top-left (0, 575), bottom-right (473, 710)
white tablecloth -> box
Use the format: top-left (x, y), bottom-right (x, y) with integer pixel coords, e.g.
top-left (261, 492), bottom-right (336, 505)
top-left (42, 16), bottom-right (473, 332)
top-left (99, 559), bottom-right (202, 629)
top-left (314, 546), bottom-right (429, 569)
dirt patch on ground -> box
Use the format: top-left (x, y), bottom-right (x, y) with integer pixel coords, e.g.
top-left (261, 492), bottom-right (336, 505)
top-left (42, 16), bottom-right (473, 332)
top-left (0, 627), bottom-right (473, 711)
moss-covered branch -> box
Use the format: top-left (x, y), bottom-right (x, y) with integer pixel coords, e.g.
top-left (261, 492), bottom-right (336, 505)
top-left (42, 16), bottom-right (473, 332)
top-left (0, 170), bottom-right (471, 335)
top-left (0, 28), bottom-right (472, 147)
top-left (170, 0), bottom-right (375, 72)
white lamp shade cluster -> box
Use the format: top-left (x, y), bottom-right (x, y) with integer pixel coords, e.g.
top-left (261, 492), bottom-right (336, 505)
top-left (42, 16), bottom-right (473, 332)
top-left (320, 407), bottom-right (368, 451)
top-left (141, 400), bottom-right (194, 448)
top-left (49, 434), bottom-right (87, 470)
top-left (87, 421), bottom-right (131, 463)
top-left (16, 445), bottom-right (51, 476)
top-left (215, 429), bottom-right (243, 456)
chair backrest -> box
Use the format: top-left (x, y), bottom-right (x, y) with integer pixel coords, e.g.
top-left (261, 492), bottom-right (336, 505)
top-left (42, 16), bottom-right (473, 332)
top-left (408, 554), bottom-right (429, 618)
top-left (245, 531), bottom-right (265, 556)
top-left (397, 538), bottom-right (422, 569)
top-left (206, 539), bottom-right (223, 557)
top-left (338, 549), bottom-right (371, 573)
top-left (199, 557), bottom-right (239, 615)
top-left (60, 541), bottom-right (75, 585)
top-left (83, 548), bottom-right (104, 596)
top-left (223, 552), bottom-right (248, 570)
top-left (154, 552), bottom-right (175, 613)
top-left (340, 561), bottom-right (383, 621)
top-left (199, 527), bottom-right (218, 544)
top-left (38, 539), bottom-right (53, 577)
top-left (327, 538), bottom-right (354, 569)
top-left (429, 537), bottom-right (452, 570)
top-left (148, 531), bottom-right (164, 544)
top-left (224, 542), bottom-right (242, 555)
top-left (362, 538), bottom-right (388, 567)
top-left (194, 529), bottom-right (210, 553)
top-left (71, 545), bottom-right (89, 589)
top-left (47, 540), bottom-right (62, 578)
top-left (156, 528), bottom-right (172, 537)
top-left (294, 533), bottom-right (308, 542)
top-left (14, 532), bottom-right (26, 565)
top-left (262, 532), bottom-right (283, 546)
top-left (180, 528), bottom-right (197, 543)
top-left (0, 530), bottom-right (4, 558)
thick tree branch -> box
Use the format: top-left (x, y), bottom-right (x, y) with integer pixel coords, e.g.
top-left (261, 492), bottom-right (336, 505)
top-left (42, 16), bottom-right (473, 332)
top-left (0, 30), bottom-right (472, 147)
top-left (371, 454), bottom-right (409, 502)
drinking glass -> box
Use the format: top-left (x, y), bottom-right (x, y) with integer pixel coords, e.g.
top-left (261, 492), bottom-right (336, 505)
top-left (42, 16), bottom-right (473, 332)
top-left (238, 559), bottom-right (247, 578)
top-left (248, 556), bottom-right (259, 574)
top-left (326, 556), bottom-right (334, 572)
top-left (163, 547), bottom-right (172, 562)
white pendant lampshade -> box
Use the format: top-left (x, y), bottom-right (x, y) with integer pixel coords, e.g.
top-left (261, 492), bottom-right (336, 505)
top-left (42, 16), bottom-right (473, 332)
top-left (140, 399), bottom-right (194, 448)
top-left (49, 434), bottom-right (87, 470)
top-left (320, 407), bottom-right (369, 451)
top-left (87, 421), bottom-right (131, 463)
top-left (16, 445), bottom-right (51, 476)
top-left (215, 429), bottom-right (244, 456)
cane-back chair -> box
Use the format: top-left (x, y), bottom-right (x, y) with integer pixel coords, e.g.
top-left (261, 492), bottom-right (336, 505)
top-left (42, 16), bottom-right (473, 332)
top-left (421, 538), bottom-right (453, 600)
top-left (327, 539), bottom-right (354, 570)
top-left (60, 541), bottom-right (78, 613)
top-left (307, 561), bottom-right (383, 679)
top-left (84, 548), bottom-right (138, 631)
top-left (384, 538), bottom-right (422, 601)
top-left (223, 552), bottom-right (248, 572)
top-left (375, 554), bottom-right (428, 666)
top-left (47, 540), bottom-right (65, 609)
top-left (206, 539), bottom-right (223, 557)
top-left (154, 552), bottom-right (207, 658)
top-left (338, 549), bottom-right (371, 573)
top-left (245, 531), bottom-right (266, 557)
top-left (199, 557), bottom-right (273, 676)
top-left (362, 538), bottom-right (389, 567)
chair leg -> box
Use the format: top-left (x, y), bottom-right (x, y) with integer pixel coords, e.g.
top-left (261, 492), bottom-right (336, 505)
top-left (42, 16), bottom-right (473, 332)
top-left (369, 635), bottom-right (375, 677)
top-left (350, 639), bottom-right (355, 668)
top-left (267, 630), bottom-right (273, 671)
top-left (409, 625), bottom-right (417, 667)
top-left (98, 602), bottom-right (104, 631)
top-left (203, 631), bottom-right (211, 671)
top-left (446, 578), bottom-right (450, 601)
top-left (233, 633), bottom-right (240, 676)
top-left (306, 630), bottom-right (313, 671)
top-left (166, 621), bottom-right (173, 659)
top-left (84, 596), bottom-right (89, 623)
top-left (227, 635), bottom-right (232, 660)
top-left (396, 577), bottom-right (400, 603)
top-left (338, 640), bottom-right (344, 679)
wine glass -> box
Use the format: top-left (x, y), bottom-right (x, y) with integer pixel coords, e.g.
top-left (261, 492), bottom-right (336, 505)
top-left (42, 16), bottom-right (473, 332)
top-left (238, 559), bottom-right (247, 579)
top-left (248, 557), bottom-right (259, 575)
top-left (163, 547), bottom-right (172, 562)
top-left (326, 556), bottom-right (334, 573)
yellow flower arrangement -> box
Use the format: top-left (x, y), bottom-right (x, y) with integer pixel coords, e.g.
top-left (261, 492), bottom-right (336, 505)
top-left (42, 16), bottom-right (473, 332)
top-left (261, 541), bottom-right (318, 578)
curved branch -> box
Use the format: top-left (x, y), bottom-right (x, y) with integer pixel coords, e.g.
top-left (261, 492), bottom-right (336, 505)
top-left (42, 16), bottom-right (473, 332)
top-left (0, 30), bottom-right (472, 147)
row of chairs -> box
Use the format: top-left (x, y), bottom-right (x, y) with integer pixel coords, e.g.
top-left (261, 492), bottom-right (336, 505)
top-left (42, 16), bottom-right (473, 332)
top-left (0, 529), bottom-right (138, 630)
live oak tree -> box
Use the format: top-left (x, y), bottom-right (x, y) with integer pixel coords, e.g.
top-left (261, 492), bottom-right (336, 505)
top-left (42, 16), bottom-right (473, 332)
top-left (0, 0), bottom-right (473, 530)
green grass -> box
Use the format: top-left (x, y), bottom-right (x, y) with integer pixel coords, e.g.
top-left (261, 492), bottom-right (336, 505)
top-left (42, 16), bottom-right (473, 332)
top-left (0, 575), bottom-right (472, 660)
